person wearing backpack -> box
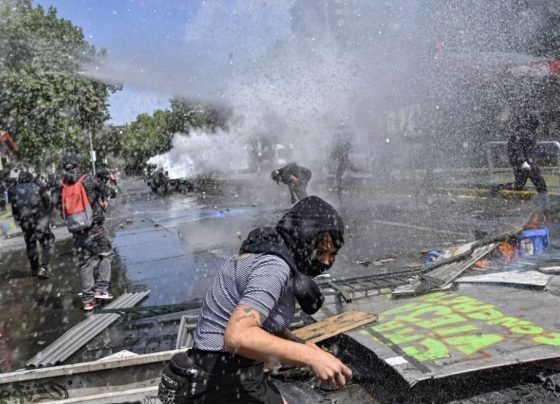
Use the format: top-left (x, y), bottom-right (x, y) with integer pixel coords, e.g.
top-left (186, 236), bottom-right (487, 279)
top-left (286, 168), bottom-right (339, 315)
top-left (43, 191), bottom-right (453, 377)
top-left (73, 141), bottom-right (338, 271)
top-left (60, 153), bottom-right (117, 311)
top-left (9, 171), bottom-right (54, 279)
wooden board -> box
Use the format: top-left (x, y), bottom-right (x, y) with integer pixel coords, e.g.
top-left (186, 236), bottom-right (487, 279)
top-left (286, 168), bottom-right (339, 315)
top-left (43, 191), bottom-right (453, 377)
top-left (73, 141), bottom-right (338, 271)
top-left (292, 311), bottom-right (378, 343)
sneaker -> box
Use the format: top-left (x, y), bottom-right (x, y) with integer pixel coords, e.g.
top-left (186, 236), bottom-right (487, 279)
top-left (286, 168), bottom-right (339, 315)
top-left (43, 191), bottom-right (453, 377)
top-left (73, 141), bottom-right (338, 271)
top-left (94, 291), bottom-right (113, 300)
top-left (83, 300), bottom-right (97, 311)
top-left (37, 268), bottom-right (50, 279)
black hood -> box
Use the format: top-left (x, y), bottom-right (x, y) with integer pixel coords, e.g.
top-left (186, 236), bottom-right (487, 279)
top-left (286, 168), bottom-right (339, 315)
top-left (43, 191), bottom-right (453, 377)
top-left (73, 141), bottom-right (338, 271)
top-left (17, 171), bottom-right (34, 184)
top-left (239, 196), bottom-right (345, 314)
top-left (276, 195), bottom-right (344, 274)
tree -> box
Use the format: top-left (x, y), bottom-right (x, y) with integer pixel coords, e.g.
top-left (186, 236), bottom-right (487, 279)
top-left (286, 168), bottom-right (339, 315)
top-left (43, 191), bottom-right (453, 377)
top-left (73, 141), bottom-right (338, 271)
top-left (0, 0), bottom-right (118, 172)
top-left (169, 98), bottom-right (231, 134)
top-left (120, 110), bottom-right (173, 173)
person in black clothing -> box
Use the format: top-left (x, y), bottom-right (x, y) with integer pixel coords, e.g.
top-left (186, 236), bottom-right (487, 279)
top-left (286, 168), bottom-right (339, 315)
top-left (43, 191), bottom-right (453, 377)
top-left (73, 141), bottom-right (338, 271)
top-left (330, 141), bottom-right (357, 195)
top-left (60, 153), bottom-right (118, 311)
top-left (96, 168), bottom-right (120, 205)
top-left (9, 171), bottom-right (54, 278)
top-left (502, 112), bottom-right (550, 210)
top-left (271, 162), bottom-right (312, 204)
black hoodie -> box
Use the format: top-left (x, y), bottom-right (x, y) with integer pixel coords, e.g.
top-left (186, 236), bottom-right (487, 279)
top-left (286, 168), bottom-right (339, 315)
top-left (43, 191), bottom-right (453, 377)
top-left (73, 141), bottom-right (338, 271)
top-left (239, 196), bottom-right (345, 314)
top-left (9, 171), bottom-right (51, 224)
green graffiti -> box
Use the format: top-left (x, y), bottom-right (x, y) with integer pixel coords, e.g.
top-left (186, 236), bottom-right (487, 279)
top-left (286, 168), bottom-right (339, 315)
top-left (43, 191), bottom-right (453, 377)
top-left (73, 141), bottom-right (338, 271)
top-left (467, 308), bottom-right (503, 321)
top-left (445, 334), bottom-right (504, 355)
top-left (397, 305), bottom-right (465, 329)
top-left (434, 324), bottom-right (478, 336)
top-left (487, 317), bottom-right (543, 334)
top-left (533, 333), bottom-right (560, 346)
top-left (380, 302), bottom-right (432, 316)
top-left (453, 303), bottom-right (495, 314)
top-left (511, 324), bottom-right (544, 335)
top-left (417, 313), bottom-right (466, 328)
top-left (369, 292), bottom-right (559, 363)
top-left (385, 327), bottom-right (423, 344)
top-left (402, 338), bottom-right (449, 361)
top-left (419, 291), bottom-right (451, 303)
top-left (371, 320), bottom-right (405, 333)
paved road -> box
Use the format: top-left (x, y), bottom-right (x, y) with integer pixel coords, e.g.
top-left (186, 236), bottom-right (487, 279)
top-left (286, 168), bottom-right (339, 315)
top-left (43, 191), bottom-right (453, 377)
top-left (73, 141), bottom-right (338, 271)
top-left (0, 174), bottom-right (544, 372)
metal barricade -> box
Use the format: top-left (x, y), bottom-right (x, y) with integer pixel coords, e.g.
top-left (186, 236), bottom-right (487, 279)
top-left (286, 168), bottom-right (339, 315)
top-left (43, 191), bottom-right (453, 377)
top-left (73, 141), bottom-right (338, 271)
top-left (487, 141), bottom-right (560, 186)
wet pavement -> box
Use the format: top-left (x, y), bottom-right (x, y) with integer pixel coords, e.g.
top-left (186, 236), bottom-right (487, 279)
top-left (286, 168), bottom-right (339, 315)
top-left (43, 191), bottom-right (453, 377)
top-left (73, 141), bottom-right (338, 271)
top-left (0, 174), bottom-right (550, 375)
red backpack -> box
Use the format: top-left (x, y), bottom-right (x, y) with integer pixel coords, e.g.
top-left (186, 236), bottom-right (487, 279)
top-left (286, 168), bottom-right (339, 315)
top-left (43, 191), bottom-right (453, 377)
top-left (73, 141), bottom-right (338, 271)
top-left (61, 175), bottom-right (93, 233)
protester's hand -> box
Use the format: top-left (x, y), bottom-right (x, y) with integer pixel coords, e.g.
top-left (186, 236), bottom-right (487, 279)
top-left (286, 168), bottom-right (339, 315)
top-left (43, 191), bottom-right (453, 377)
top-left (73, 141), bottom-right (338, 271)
top-left (308, 347), bottom-right (352, 389)
top-left (521, 161), bottom-right (531, 170)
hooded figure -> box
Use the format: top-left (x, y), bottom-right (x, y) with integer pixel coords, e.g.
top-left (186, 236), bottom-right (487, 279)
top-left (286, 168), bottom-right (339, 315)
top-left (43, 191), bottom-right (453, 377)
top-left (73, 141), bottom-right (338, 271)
top-left (9, 171), bottom-right (54, 278)
top-left (240, 195), bottom-right (344, 314)
top-left (169, 196), bottom-right (351, 404)
top-left (504, 112), bottom-right (549, 210)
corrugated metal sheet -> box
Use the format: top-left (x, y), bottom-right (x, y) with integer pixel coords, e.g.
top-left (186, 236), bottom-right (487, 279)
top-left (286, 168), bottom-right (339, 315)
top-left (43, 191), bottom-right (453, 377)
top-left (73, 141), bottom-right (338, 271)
top-left (26, 291), bottom-right (150, 367)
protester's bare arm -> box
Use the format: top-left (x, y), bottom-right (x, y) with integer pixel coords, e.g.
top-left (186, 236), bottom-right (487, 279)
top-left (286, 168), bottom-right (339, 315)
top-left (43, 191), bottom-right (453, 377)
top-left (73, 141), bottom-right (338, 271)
top-left (224, 304), bottom-right (352, 387)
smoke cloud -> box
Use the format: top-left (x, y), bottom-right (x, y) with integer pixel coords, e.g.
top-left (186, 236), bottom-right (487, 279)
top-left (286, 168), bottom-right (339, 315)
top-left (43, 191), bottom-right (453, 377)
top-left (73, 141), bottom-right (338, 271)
top-left (85, 0), bottom-right (556, 177)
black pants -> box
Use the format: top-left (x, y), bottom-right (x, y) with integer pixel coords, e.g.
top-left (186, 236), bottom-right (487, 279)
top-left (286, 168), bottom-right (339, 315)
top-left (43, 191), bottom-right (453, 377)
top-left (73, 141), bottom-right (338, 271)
top-left (185, 349), bottom-right (283, 403)
top-left (21, 217), bottom-right (55, 273)
top-left (506, 164), bottom-right (547, 193)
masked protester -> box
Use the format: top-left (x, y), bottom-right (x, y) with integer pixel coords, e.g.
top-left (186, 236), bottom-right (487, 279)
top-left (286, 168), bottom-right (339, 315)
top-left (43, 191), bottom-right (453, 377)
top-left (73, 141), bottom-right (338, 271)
top-left (59, 153), bottom-right (117, 311)
top-left (158, 196), bottom-right (351, 403)
top-left (502, 111), bottom-right (550, 211)
top-left (9, 171), bottom-right (54, 278)
top-left (330, 142), bottom-right (357, 195)
top-left (271, 162), bottom-right (312, 204)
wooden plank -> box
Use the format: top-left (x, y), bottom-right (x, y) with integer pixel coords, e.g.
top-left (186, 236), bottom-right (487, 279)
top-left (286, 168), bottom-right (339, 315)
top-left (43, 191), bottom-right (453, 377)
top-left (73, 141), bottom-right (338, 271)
top-left (292, 311), bottom-right (378, 343)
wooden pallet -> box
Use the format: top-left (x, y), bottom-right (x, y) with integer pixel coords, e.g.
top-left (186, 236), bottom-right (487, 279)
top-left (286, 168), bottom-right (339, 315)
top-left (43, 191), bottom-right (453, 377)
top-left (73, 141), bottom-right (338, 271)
top-left (292, 311), bottom-right (378, 343)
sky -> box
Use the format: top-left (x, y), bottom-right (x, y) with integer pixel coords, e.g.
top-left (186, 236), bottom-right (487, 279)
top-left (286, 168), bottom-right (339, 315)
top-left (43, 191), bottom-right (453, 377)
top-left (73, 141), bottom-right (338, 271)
top-left (32, 0), bottom-right (291, 125)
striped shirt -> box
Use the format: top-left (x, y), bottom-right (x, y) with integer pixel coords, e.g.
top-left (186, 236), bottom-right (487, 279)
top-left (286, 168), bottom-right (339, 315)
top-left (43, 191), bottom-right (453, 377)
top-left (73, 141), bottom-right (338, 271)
top-left (194, 253), bottom-right (295, 351)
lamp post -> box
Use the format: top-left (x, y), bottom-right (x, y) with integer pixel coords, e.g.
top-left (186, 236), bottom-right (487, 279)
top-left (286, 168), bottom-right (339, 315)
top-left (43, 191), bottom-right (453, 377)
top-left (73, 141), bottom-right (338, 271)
top-left (88, 129), bottom-right (96, 175)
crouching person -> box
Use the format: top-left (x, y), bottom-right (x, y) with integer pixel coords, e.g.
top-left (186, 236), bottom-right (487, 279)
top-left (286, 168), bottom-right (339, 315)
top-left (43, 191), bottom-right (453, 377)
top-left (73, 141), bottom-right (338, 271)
top-left (159, 196), bottom-right (352, 403)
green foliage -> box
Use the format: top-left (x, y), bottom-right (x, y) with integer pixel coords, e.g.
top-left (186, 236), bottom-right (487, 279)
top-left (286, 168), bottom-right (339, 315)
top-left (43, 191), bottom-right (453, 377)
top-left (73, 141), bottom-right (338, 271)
top-left (120, 98), bottom-right (231, 173)
top-left (0, 0), bottom-right (117, 172)
top-left (96, 125), bottom-right (124, 162)
top-left (169, 98), bottom-right (231, 133)
top-left (120, 110), bottom-right (174, 173)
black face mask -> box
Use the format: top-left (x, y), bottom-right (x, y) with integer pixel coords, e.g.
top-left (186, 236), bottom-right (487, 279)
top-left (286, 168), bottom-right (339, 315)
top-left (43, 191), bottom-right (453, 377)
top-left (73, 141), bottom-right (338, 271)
top-left (305, 259), bottom-right (332, 277)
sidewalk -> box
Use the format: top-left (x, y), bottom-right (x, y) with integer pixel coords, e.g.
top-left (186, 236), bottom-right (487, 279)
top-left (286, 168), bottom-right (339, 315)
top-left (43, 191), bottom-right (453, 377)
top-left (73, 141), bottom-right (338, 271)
top-left (0, 209), bottom-right (19, 239)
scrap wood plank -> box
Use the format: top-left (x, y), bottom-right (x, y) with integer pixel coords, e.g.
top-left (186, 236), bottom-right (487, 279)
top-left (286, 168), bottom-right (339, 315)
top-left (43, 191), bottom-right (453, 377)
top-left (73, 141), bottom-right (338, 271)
top-left (292, 311), bottom-right (377, 343)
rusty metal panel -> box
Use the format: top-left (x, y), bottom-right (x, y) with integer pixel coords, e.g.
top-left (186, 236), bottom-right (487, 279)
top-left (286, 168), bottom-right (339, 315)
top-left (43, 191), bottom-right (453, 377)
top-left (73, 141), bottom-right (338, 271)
top-left (344, 285), bottom-right (560, 386)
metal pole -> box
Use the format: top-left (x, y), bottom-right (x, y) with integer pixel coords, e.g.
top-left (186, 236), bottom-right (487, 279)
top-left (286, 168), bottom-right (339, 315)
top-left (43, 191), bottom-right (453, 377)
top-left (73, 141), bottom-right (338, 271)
top-left (88, 130), bottom-right (96, 175)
